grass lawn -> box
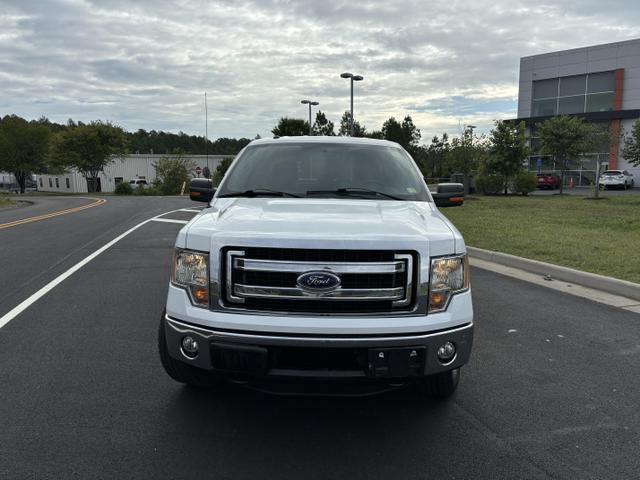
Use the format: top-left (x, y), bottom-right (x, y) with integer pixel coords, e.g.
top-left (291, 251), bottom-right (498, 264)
top-left (441, 195), bottom-right (640, 284)
top-left (0, 197), bottom-right (14, 208)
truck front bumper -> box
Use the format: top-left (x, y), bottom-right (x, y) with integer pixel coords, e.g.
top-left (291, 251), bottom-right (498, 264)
top-left (163, 314), bottom-right (473, 381)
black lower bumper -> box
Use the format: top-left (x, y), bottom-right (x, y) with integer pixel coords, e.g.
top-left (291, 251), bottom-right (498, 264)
top-left (164, 315), bottom-right (473, 381)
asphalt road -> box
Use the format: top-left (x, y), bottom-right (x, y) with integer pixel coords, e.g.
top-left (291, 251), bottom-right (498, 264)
top-left (1, 196), bottom-right (639, 479)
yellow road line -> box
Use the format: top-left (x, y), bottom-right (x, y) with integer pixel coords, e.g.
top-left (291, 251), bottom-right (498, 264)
top-left (0, 197), bottom-right (107, 230)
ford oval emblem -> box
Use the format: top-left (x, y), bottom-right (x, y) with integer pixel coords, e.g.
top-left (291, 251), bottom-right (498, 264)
top-left (297, 271), bottom-right (341, 293)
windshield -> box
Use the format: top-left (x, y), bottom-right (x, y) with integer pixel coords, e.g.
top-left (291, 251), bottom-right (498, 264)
top-left (217, 143), bottom-right (430, 201)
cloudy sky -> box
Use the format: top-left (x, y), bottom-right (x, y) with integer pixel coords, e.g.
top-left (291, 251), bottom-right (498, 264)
top-left (1, 0), bottom-right (640, 142)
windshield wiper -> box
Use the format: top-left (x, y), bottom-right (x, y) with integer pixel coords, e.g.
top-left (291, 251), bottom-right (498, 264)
top-left (217, 189), bottom-right (301, 198)
top-left (306, 187), bottom-right (403, 201)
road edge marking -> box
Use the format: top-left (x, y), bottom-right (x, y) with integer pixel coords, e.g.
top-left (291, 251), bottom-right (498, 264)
top-left (150, 218), bottom-right (189, 224)
top-left (0, 197), bottom-right (106, 230)
top-left (0, 208), bottom-right (186, 330)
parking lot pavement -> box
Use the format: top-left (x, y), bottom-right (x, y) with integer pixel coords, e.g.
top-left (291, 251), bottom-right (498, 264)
top-left (0, 195), bottom-right (193, 326)
top-left (1, 200), bottom-right (639, 479)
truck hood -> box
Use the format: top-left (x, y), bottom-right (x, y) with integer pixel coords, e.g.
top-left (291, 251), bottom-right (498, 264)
top-left (180, 198), bottom-right (464, 257)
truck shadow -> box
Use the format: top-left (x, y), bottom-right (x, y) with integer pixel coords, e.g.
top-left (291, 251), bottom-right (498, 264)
top-left (161, 381), bottom-right (460, 465)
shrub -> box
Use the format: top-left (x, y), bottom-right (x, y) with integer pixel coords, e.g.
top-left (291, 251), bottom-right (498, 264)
top-left (132, 184), bottom-right (160, 195)
top-left (153, 153), bottom-right (194, 195)
top-left (512, 171), bottom-right (538, 195)
top-left (475, 174), bottom-right (504, 195)
top-left (114, 182), bottom-right (133, 194)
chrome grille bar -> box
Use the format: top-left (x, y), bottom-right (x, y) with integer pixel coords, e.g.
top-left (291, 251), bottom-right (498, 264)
top-left (233, 258), bottom-right (405, 274)
top-left (234, 284), bottom-right (405, 301)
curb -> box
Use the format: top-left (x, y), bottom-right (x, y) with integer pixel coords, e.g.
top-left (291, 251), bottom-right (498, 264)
top-left (467, 246), bottom-right (640, 303)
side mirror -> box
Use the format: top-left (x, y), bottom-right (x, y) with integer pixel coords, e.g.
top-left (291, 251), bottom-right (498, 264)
top-left (433, 182), bottom-right (464, 207)
top-left (189, 178), bottom-right (215, 202)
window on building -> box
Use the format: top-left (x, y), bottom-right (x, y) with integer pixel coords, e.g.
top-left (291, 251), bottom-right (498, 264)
top-left (532, 78), bottom-right (558, 100)
top-left (114, 177), bottom-right (123, 184)
top-left (55, 178), bottom-right (59, 188)
top-left (48, 178), bottom-right (52, 188)
top-left (39, 178), bottom-right (43, 187)
top-left (586, 92), bottom-right (614, 112)
top-left (587, 71), bottom-right (615, 93)
top-left (66, 178), bottom-right (70, 189)
top-left (558, 95), bottom-right (585, 114)
top-left (559, 75), bottom-right (586, 96)
top-left (532, 71), bottom-right (615, 116)
top-left (532, 99), bottom-right (557, 116)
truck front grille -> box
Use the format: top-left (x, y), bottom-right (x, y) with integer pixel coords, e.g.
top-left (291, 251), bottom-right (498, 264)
top-left (220, 247), bottom-right (416, 315)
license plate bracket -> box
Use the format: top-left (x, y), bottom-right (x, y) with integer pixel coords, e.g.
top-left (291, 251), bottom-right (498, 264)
top-left (368, 346), bottom-right (426, 377)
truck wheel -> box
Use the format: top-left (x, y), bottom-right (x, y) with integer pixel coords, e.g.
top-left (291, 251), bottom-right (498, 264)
top-left (418, 368), bottom-right (460, 398)
top-left (158, 314), bottom-right (218, 388)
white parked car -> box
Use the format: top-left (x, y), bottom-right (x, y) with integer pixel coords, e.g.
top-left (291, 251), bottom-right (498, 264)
top-left (159, 137), bottom-right (473, 398)
top-left (129, 178), bottom-right (150, 188)
top-left (599, 170), bottom-right (635, 190)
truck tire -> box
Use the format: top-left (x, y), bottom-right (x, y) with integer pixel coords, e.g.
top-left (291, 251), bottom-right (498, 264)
top-left (418, 368), bottom-right (460, 398)
top-left (158, 313), bottom-right (218, 388)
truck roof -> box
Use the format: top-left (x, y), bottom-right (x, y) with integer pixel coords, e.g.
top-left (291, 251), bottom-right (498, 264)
top-left (249, 136), bottom-right (402, 148)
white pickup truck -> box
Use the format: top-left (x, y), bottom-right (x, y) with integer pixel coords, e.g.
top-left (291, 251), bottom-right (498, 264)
top-left (159, 137), bottom-right (473, 397)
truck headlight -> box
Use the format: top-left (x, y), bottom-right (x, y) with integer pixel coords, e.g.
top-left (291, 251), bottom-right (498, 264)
top-left (172, 248), bottom-right (209, 307)
top-left (429, 254), bottom-right (469, 313)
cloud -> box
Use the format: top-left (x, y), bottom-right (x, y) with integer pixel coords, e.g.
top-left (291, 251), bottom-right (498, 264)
top-left (1, 0), bottom-right (639, 142)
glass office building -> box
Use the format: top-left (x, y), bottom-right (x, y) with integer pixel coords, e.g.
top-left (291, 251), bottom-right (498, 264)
top-left (517, 39), bottom-right (640, 185)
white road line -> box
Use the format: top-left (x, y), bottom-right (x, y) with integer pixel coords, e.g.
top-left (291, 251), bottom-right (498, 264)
top-left (0, 208), bottom-right (186, 330)
top-left (150, 218), bottom-right (189, 224)
top-left (178, 208), bottom-right (203, 213)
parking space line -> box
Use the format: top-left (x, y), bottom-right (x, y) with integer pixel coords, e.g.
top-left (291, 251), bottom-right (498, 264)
top-left (150, 218), bottom-right (189, 224)
top-left (0, 207), bottom-right (185, 330)
top-left (0, 197), bottom-right (106, 230)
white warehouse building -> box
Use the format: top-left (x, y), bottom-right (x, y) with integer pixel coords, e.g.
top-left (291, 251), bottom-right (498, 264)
top-left (36, 154), bottom-right (233, 193)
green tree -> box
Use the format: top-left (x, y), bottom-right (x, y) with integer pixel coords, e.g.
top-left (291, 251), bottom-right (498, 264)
top-left (338, 111), bottom-right (367, 137)
top-left (426, 134), bottom-right (450, 179)
top-left (271, 117), bottom-right (309, 137)
top-left (213, 157), bottom-right (234, 186)
top-left (446, 129), bottom-right (486, 194)
top-left (0, 115), bottom-right (50, 193)
top-left (365, 130), bottom-right (384, 140)
top-left (537, 115), bottom-right (593, 194)
top-left (153, 152), bottom-right (195, 195)
top-left (312, 111), bottom-right (335, 136)
top-left (622, 119), bottom-right (640, 167)
top-left (486, 120), bottom-right (530, 195)
top-left (381, 116), bottom-right (421, 151)
top-left (50, 121), bottom-right (128, 192)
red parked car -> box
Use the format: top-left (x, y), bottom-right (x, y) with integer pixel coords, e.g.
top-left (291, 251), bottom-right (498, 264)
top-left (536, 173), bottom-right (560, 189)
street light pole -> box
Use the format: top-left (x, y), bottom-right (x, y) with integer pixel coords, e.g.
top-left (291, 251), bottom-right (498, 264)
top-left (340, 72), bottom-right (363, 136)
top-left (301, 99), bottom-right (319, 135)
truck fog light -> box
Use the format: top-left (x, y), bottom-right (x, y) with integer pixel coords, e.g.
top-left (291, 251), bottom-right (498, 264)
top-left (181, 336), bottom-right (199, 357)
top-left (437, 342), bottom-right (456, 363)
